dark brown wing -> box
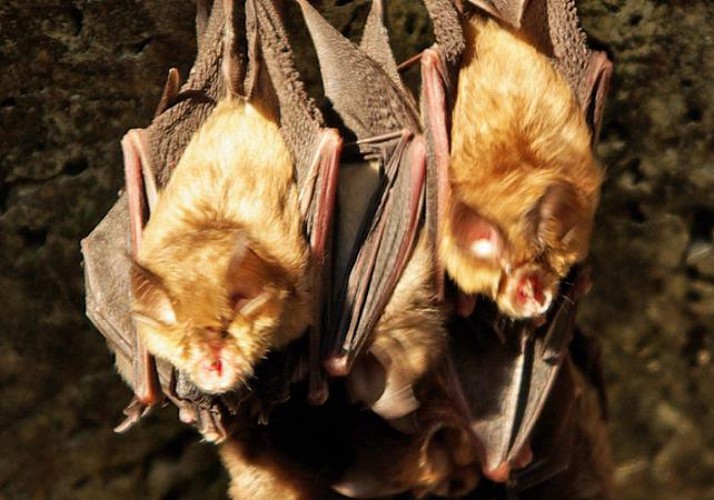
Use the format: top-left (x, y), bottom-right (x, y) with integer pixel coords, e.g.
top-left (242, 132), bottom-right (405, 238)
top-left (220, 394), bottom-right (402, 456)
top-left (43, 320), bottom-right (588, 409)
top-left (511, 330), bottom-right (613, 498)
top-left (250, 0), bottom-right (343, 404)
top-left (419, 0), bottom-right (464, 299)
top-left (296, 0), bottom-right (428, 376)
top-left (358, 0), bottom-right (417, 111)
top-left (446, 268), bottom-right (586, 478)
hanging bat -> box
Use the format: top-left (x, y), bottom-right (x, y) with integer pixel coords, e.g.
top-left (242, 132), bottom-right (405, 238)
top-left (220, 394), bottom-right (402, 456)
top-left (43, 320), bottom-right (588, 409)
top-left (437, 10), bottom-right (605, 320)
top-left (296, 0), bottom-right (449, 429)
top-left (422, 0), bottom-right (613, 318)
top-left (82, 0), bottom-right (341, 435)
top-left (130, 98), bottom-right (314, 395)
top-left (416, 0), bottom-right (613, 489)
top-left (293, 2), bottom-right (490, 497)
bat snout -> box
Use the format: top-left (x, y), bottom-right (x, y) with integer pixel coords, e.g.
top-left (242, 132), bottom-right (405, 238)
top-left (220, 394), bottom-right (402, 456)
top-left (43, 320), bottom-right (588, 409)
top-left (188, 344), bottom-right (246, 394)
top-left (500, 267), bottom-right (556, 318)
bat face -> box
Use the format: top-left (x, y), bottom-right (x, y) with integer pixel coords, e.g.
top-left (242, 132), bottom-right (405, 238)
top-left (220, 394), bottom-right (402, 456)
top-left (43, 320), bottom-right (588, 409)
top-left (131, 243), bottom-right (294, 394)
top-left (130, 99), bottom-right (311, 394)
top-left (441, 16), bottom-right (602, 319)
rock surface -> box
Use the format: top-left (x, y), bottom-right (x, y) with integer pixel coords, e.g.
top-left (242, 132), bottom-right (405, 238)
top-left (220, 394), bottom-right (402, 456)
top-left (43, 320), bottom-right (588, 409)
top-left (0, 0), bottom-right (712, 498)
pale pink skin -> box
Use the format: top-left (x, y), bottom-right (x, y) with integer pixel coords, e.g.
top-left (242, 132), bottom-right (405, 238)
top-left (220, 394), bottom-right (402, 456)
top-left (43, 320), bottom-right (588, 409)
top-left (455, 227), bottom-right (557, 319)
top-left (184, 335), bottom-right (253, 394)
top-left (503, 266), bottom-right (555, 319)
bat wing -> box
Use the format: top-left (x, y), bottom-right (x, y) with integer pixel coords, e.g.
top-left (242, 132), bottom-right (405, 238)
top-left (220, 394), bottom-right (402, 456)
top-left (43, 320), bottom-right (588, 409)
top-left (296, 0), bottom-right (425, 372)
top-left (416, 0), bottom-right (464, 299)
top-left (250, 0), bottom-right (343, 404)
top-left (448, 270), bottom-right (589, 483)
top-left (511, 329), bottom-right (612, 497)
top-left (449, 310), bottom-right (527, 473)
top-left (358, 0), bottom-right (416, 110)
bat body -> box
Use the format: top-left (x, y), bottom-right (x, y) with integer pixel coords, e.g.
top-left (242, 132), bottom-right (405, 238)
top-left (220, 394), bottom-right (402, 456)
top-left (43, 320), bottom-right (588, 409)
top-left (344, 229), bottom-right (447, 423)
top-left (296, 0), bottom-right (448, 426)
top-left (415, 0), bottom-right (613, 490)
top-left (131, 98), bottom-right (311, 395)
top-left (219, 435), bottom-right (332, 500)
top-left (440, 15), bottom-right (602, 319)
top-left (335, 157), bottom-right (444, 423)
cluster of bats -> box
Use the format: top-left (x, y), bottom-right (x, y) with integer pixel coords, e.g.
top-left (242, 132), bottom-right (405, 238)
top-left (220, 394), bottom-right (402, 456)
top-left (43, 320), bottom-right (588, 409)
top-left (81, 0), bottom-right (614, 498)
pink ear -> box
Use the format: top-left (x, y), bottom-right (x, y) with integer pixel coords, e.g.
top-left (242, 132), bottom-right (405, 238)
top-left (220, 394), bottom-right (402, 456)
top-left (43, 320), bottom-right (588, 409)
top-left (528, 182), bottom-right (583, 247)
top-left (224, 236), bottom-right (267, 310)
top-left (451, 202), bottom-right (504, 262)
top-left (130, 263), bottom-right (176, 325)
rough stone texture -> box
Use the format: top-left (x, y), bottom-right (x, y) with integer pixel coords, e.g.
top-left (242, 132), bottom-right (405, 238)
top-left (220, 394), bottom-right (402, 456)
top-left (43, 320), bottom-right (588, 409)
top-left (0, 0), bottom-right (712, 499)
top-left (578, 1), bottom-right (714, 498)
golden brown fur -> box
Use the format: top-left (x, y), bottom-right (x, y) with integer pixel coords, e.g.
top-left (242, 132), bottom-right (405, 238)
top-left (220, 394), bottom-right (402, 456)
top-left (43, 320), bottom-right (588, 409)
top-left (441, 15), bottom-right (602, 317)
top-left (356, 232), bottom-right (447, 420)
top-left (131, 98), bottom-right (311, 394)
top-left (219, 436), bottom-right (332, 500)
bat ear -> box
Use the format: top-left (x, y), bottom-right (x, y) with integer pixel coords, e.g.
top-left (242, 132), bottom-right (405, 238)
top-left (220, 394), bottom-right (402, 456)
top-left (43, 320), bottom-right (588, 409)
top-left (421, 423), bottom-right (481, 496)
top-left (451, 202), bottom-right (505, 262)
top-left (527, 182), bottom-right (584, 251)
top-left (346, 351), bottom-right (420, 425)
top-left (130, 263), bottom-right (177, 326)
top-left (225, 235), bottom-right (278, 314)
top-left (582, 51), bottom-right (614, 145)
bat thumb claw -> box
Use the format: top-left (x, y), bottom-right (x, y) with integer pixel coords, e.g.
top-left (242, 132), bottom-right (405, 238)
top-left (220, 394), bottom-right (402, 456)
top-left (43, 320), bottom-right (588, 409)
top-left (113, 397), bottom-right (154, 433)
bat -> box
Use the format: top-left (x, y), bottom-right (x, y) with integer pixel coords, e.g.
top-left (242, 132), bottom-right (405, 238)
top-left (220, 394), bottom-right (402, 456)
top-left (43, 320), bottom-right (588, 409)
top-left (296, 0), bottom-right (449, 429)
top-left (438, 12), bottom-right (603, 320)
top-left (293, 2), bottom-right (495, 497)
top-left (82, 0), bottom-right (342, 436)
top-left (419, 0), bottom-right (612, 313)
top-left (129, 97), bottom-right (312, 395)
top-left (416, 0), bottom-right (613, 489)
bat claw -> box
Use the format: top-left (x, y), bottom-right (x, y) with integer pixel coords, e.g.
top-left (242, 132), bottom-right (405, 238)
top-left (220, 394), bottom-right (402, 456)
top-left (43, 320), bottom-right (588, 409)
top-left (113, 396), bottom-right (154, 433)
top-left (324, 353), bottom-right (349, 376)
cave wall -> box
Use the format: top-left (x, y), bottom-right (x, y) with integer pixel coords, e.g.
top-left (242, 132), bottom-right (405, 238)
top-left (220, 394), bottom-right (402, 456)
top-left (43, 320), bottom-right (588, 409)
top-left (0, 1), bottom-right (712, 498)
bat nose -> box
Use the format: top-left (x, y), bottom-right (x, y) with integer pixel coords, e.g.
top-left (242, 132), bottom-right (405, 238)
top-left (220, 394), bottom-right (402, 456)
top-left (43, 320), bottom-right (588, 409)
top-left (517, 275), bottom-right (544, 306)
top-left (190, 349), bottom-right (241, 394)
top-left (208, 359), bottom-right (223, 376)
top-left (508, 270), bottom-right (554, 318)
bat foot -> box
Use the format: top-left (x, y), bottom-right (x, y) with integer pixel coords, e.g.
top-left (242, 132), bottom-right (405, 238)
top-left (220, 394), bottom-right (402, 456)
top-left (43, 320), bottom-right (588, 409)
top-left (308, 377), bottom-right (329, 406)
top-left (113, 396), bottom-right (155, 433)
